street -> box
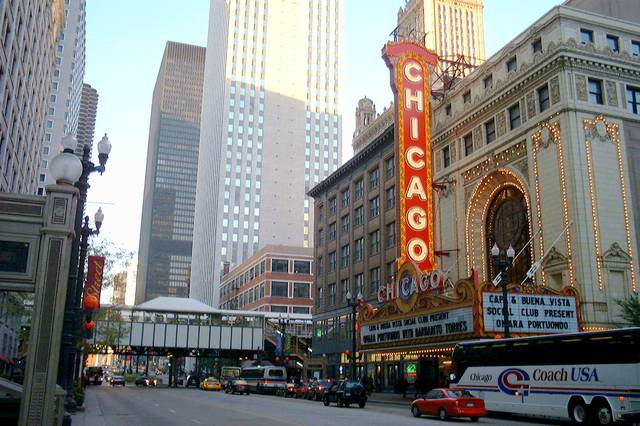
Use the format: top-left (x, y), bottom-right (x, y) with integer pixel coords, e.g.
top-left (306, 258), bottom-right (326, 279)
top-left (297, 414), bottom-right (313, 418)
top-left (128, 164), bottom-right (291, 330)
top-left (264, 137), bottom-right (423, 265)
top-left (77, 385), bottom-right (568, 426)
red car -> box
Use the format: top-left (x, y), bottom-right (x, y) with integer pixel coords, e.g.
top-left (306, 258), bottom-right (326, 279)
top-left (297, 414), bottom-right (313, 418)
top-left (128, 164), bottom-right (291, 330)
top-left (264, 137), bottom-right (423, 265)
top-left (411, 388), bottom-right (486, 422)
top-left (295, 382), bottom-right (311, 398)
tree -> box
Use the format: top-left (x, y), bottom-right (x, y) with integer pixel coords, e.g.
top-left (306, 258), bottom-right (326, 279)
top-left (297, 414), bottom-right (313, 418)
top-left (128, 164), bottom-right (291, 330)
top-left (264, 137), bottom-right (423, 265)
top-left (616, 294), bottom-right (640, 327)
top-left (87, 236), bottom-right (135, 290)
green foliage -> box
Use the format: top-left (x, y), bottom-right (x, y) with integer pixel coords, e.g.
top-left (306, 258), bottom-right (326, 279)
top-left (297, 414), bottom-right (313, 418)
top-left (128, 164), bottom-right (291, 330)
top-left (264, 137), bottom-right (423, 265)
top-left (87, 236), bottom-right (135, 289)
top-left (72, 381), bottom-right (85, 406)
top-left (124, 374), bottom-right (138, 383)
top-left (89, 307), bottom-right (129, 353)
top-left (616, 294), bottom-right (640, 327)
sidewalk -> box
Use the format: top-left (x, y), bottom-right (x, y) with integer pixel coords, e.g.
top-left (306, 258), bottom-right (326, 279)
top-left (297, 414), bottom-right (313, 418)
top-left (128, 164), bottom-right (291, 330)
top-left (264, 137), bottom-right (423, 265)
top-left (367, 392), bottom-right (412, 407)
top-left (69, 387), bottom-right (105, 426)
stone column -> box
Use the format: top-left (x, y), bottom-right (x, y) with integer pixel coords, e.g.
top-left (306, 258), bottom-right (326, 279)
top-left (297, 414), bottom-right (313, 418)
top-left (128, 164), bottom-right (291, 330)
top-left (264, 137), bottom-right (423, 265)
top-left (19, 184), bottom-right (78, 426)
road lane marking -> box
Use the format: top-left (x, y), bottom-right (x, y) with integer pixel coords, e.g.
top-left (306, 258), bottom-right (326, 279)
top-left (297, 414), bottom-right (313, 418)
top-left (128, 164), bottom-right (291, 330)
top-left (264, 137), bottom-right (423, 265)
top-left (191, 420), bottom-right (201, 424)
top-left (169, 408), bottom-right (176, 413)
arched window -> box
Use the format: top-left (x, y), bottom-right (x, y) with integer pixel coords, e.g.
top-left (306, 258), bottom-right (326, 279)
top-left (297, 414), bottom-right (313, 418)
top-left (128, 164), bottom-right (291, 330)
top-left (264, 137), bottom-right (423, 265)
top-left (485, 185), bottom-right (531, 284)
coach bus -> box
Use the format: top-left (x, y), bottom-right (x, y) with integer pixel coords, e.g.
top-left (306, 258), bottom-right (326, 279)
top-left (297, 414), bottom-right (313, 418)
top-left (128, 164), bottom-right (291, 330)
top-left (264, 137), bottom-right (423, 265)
top-left (450, 328), bottom-right (640, 425)
top-left (240, 366), bottom-right (287, 394)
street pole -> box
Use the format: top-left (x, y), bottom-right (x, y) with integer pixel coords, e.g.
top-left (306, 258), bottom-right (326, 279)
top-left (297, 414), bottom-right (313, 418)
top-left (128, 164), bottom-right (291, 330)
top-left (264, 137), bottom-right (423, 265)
top-left (351, 302), bottom-right (357, 381)
top-left (501, 274), bottom-right (510, 338)
top-left (491, 243), bottom-right (515, 339)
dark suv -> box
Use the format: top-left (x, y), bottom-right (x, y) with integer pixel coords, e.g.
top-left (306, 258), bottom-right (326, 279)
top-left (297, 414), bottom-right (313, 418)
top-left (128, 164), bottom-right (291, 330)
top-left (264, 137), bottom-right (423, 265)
top-left (323, 380), bottom-right (367, 408)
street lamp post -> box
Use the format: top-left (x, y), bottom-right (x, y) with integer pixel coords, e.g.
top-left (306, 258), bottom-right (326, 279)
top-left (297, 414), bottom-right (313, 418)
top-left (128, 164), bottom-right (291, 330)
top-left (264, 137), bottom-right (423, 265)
top-left (346, 290), bottom-right (362, 381)
top-left (58, 134), bottom-right (111, 413)
top-left (72, 208), bottom-right (104, 381)
top-left (491, 243), bottom-right (515, 338)
top-left (277, 314), bottom-right (289, 365)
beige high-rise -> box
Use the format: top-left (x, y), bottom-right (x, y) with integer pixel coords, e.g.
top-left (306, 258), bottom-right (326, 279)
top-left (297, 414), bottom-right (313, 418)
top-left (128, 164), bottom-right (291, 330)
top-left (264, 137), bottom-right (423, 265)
top-left (191, 0), bottom-right (343, 307)
top-left (396, 0), bottom-right (485, 65)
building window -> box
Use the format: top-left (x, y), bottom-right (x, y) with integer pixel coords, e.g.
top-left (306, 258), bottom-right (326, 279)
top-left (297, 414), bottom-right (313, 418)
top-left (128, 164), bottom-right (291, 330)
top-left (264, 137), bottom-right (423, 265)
top-left (318, 205), bottom-right (323, 222)
top-left (317, 256), bottom-right (323, 275)
top-left (632, 40), bottom-right (640, 57)
top-left (532, 37), bottom-right (542, 53)
top-left (386, 222), bottom-right (396, 248)
top-left (354, 238), bottom-right (364, 262)
top-left (340, 214), bottom-right (349, 233)
top-left (271, 305), bottom-right (288, 313)
top-left (328, 283), bottom-right (336, 305)
top-left (485, 118), bottom-right (496, 143)
top-left (271, 281), bottom-right (288, 297)
top-left (293, 282), bottom-right (310, 298)
top-left (293, 260), bottom-right (310, 274)
top-left (340, 278), bottom-right (350, 303)
top-left (342, 189), bottom-right (350, 208)
top-left (508, 104), bottom-right (521, 130)
top-left (328, 222), bottom-right (336, 240)
top-left (369, 230), bottom-right (380, 255)
top-left (292, 306), bottom-right (310, 314)
top-left (328, 252), bottom-right (336, 272)
top-left (506, 56), bottom-right (517, 73)
top-left (588, 78), bottom-right (603, 105)
top-left (443, 146), bottom-right (451, 168)
top-left (329, 197), bottom-right (337, 215)
top-left (272, 259), bottom-right (289, 273)
top-left (627, 86), bottom-right (640, 114)
top-left (369, 197), bottom-right (380, 218)
top-left (318, 229), bottom-right (324, 245)
top-left (355, 179), bottom-right (364, 199)
top-left (483, 75), bottom-right (493, 90)
top-left (370, 267), bottom-right (380, 294)
top-left (463, 90), bottom-right (471, 104)
top-left (445, 104), bottom-right (451, 116)
top-left (369, 167), bottom-right (379, 188)
top-left (580, 28), bottom-right (594, 44)
top-left (464, 133), bottom-right (473, 156)
top-left (354, 206), bottom-right (364, 226)
top-left (316, 287), bottom-right (323, 307)
top-left (386, 186), bottom-right (395, 209)
top-left (340, 244), bottom-right (350, 268)
top-left (385, 157), bottom-right (394, 179)
top-left (355, 273), bottom-right (364, 296)
top-left (538, 84), bottom-right (550, 112)
top-left (606, 34), bottom-right (619, 52)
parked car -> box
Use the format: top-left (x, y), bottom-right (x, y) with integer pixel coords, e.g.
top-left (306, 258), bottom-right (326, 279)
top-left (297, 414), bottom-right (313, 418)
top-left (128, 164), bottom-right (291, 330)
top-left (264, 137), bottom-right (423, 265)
top-left (186, 373), bottom-right (206, 388)
top-left (295, 382), bottom-right (312, 398)
top-left (110, 376), bottom-right (126, 387)
top-left (135, 375), bottom-right (157, 387)
top-left (85, 366), bottom-right (104, 385)
top-left (411, 388), bottom-right (486, 422)
top-left (309, 380), bottom-right (332, 401)
top-left (276, 383), bottom-right (298, 398)
top-left (225, 379), bottom-right (250, 395)
top-left (323, 380), bottom-right (367, 408)
top-left (200, 377), bottom-right (223, 391)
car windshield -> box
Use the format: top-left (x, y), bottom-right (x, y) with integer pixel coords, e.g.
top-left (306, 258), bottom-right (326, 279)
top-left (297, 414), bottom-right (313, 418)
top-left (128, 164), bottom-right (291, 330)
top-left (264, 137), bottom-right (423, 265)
top-left (234, 379), bottom-right (247, 384)
top-left (344, 381), bottom-right (360, 389)
top-left (446, 389), bottom-right (474, 398)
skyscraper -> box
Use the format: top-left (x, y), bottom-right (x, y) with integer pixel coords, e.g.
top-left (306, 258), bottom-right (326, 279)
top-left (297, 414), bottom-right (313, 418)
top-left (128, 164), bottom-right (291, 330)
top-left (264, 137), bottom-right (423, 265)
top-left (75, 83), bottom-right (98, 155)
top-left (135, 41), bottom-right (205, 304)
top-left (38, 0), bottom-right (86, 195)
top-left (0, 0), bottom-right (65, 194)
top-left (396, 0), bottom-right (485, 65)
top-left (191, 0), bottom-right (342, 307)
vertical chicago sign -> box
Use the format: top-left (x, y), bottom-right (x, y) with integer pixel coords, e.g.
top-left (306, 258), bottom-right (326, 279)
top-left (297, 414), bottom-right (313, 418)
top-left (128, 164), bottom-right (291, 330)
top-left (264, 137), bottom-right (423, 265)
top-left (383, 42), bottom-right (438, 273)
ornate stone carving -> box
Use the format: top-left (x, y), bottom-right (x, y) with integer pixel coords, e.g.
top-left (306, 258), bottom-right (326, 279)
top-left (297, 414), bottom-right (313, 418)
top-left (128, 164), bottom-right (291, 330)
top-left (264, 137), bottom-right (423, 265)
top-left (543, 246), bottom-right (567, 267)
top-left (603, 242), bottom-right (631, 261)
top-left (513, 159), bottom-right (529, 185)
top-left (462, 140), bottom-right (528, 184)
top-left (575, 74), bottom-right (588, 102)
top-left (496, 111), bottom-right (507, 138)
top-left (585, 115), bottom-right (614, 144)
top-left (606, 80), bottom-right (618, 107)
top-left (450, 141), bottom-right (457, 163)
top-left (549, 76), bottom-right (560, 105)
top-left (526, 91), bottom-right (536, 120)
top-left (473, 126), bottom-right (483, 150)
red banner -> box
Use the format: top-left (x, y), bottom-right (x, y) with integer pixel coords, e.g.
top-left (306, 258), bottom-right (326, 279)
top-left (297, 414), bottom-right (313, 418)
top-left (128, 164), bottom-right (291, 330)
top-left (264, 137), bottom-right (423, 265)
top-left (383, 42), bottom-right (438, 273)
top-left (83, 256), bottom-right (105, 310)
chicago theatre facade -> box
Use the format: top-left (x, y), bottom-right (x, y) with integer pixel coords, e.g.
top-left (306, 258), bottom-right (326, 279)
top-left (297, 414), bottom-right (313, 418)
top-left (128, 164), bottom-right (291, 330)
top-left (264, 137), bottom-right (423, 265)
top-left (309, 4), bottom-right (640, 388)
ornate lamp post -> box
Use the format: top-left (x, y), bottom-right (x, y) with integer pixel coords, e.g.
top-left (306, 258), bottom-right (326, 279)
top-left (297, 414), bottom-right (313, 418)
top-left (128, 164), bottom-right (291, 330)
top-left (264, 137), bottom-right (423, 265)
top-left (72, 208), bottom-right (104, 380)
top-left (491, 243), bottom-right (515, 338)
top-left (345, 290), bottom-right (362, 380)
top-left (58, 133), bottom-right (111, 413)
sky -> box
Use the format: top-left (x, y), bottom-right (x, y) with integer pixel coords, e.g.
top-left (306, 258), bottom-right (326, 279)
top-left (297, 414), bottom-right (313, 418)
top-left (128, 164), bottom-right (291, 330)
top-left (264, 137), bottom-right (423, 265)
top-left (84, 0), bottom-right (563, 257)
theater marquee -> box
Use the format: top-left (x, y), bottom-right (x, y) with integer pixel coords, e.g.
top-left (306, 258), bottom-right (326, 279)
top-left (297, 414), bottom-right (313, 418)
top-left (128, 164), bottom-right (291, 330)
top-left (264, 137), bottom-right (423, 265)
top-left (383, 42), bottom-right (438, 273)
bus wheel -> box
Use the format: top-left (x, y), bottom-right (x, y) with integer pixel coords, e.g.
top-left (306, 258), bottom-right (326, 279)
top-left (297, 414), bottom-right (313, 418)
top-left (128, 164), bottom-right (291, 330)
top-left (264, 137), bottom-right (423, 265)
top-left (569, 398), bottom-right (588, 424)
top-left (593, 401), bottom-right (613, 425)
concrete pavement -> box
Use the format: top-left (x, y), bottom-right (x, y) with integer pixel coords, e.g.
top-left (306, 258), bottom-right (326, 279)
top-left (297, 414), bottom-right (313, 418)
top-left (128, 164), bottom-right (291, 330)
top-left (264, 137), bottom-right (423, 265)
top-left (72, 384), bottom-right (565, 426)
